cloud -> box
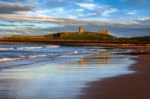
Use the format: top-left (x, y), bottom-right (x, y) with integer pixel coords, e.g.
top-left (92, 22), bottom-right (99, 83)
top-left (40, 0), bottom-right (92, 8)
top-left (121, 0), bottom-right (149, 5)
top-left (0, 14), bottom-right (138, 27)
top-left (76, 3), bottom-right (96, 10)
top-left (0, 4), bottom-right (34, 14)
top-left (37, 7), bottom-right (85, 19)
top-left (135, 18), bottom-right (150, 26)
top-left (125, 10), bottom-right (137, 15)
top-left (0, 14), bottom-right (84, 24)
top-left (0, 0), bottom-right (27, 3)
top-left (76, 2), bottom-right (118, 17)
top-left (0, 14), bottom-right (149, 26)
top-left (138, 17), bottom-right (150, 22)
top-left (32, 0), bottom-right (119, 19)
top-left (102, 8), bottom-right (118, 16)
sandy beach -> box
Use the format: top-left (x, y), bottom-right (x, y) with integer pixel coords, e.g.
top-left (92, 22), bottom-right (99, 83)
top-left (78, 54), bottom-right (150, 99)
top-left (0, 43), bottom-right (149, 99)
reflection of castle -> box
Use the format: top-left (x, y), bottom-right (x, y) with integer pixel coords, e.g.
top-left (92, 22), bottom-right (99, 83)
top-left (79, 57), bottom-right (85, 68)
top-left (79, 26), bottom-right (110, 36)
top-left (79, 50), bottom-right (110, 68)
top-left (99, 50), bottom-right (110, 64)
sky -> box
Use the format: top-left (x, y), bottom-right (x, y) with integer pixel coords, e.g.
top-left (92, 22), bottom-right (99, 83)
top-left (0, 0), bottom-right (150, 37)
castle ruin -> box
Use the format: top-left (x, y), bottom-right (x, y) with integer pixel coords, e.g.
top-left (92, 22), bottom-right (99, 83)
top-left (78, 26), bottom-right (110, 36)
top-left (79, 26), bottom-right (84, 33)
top-left (99, 29), bottom-right (110, 36)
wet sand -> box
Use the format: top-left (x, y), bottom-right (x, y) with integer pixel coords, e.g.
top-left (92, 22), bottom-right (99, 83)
top-left (78, 54), bottom-right (150, 99)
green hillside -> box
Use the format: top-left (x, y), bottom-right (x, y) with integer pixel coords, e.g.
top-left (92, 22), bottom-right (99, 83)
top-left (45, 32), bottom-right (117, 42)
top-left (0, 32), bottom-right (150, 44)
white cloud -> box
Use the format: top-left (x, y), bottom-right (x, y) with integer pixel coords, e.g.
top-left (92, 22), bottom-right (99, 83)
top-left (76, 3), bottom-right (96, 10)
top-left (126, 10), bottom-right (137, 15)
top-left (140, 17), bottom-right (150, 22)
top-left (102, 8), bottom-right (118, 16)
top-left (1, 13), bottom-right (149, 27)
top-left (0, 0), bottom-right (120, 21)
top-left (76, 2), bottom-right (118, 17)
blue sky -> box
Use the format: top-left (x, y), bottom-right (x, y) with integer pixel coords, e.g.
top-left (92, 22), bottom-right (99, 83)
top-left (0, 0), bottom-right (150, 37)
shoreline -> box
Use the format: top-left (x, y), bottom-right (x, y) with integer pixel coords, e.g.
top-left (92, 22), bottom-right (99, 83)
top-left (0, 41), bottom-right (150, 48)
top-left (78, 54), bottom-right (150, 99)
top-left (0, 41), bottom-right (150, 54)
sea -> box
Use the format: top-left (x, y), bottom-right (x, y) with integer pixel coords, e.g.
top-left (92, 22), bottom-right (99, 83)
top-left (0, 44), bottom-right (135, 99)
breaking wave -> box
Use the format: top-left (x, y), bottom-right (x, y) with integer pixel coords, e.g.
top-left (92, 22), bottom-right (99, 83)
top-left (0, 45), bottom-right (59, 51)
top-left (0, 57), bottom-right (20, 62)
top-left (0, 54), bottom-right (60, 62)
top-left (0, 48), bottom-right (14, 51)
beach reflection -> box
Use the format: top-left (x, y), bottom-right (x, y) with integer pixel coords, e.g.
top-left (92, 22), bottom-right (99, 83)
top-left (79, 50), bottom-right (110, 68)
top-left (0, 49), bottom-right (134, 99)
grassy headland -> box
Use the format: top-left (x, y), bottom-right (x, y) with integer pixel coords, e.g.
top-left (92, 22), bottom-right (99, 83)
top-left (0, 32), bottom-right (150, 47)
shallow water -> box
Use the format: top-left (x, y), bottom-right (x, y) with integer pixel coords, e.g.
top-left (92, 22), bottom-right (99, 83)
top-left (0, 44), bottom-right (135, 99)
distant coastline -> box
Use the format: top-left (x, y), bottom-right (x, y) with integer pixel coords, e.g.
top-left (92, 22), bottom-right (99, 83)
top-left (0, 33), bottom-right (150, 45)
top-left (0, 27), bottom-right (150, 49)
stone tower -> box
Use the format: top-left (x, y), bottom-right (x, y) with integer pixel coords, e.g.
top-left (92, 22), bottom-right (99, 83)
top-left (99, 29), bottom-right (110, 36)
top-left (79, 26), bottom-right (84, 33)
